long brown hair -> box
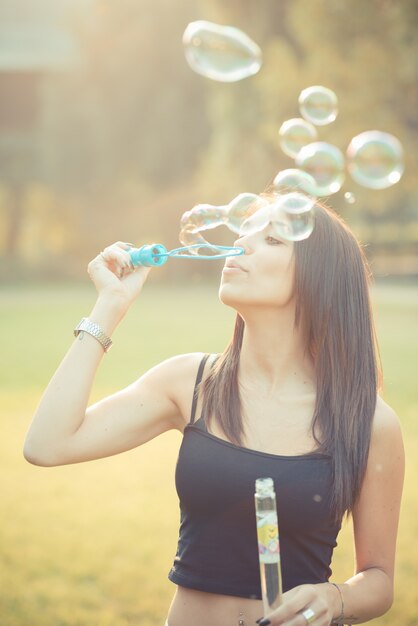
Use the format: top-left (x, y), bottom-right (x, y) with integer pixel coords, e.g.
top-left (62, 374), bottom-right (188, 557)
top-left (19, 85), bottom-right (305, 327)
top-left (202, 202), bottom-right (381, 521)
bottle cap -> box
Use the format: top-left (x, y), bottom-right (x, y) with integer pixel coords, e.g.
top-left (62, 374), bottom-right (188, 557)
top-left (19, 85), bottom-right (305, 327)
top-left (255, 477), bottom-right (275, 495)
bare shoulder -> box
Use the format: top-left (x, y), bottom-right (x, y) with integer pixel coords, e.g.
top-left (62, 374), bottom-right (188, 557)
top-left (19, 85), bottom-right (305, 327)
top-left (140, 352), bottom-right (212, 430)
top-left (368, 394), bottom-right (404, 463)
top-left (146, 352), bottom-right (209, 386)
top-left (372, 395), bottom-right (403, 441)
top-left (150, 351), bottom-right (206, 377)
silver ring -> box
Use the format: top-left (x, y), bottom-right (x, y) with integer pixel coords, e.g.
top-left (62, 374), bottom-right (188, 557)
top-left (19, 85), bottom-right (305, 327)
top-left (301, 607), bottom-right (316, 624)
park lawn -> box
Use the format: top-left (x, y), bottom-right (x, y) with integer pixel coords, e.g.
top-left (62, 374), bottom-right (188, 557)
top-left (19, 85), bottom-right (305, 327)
top-left (0, 281), bottom-right (417, 626)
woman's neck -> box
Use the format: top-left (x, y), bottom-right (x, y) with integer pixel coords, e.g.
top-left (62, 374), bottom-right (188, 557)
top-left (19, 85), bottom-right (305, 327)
top-left (238, 307), bottom-right (315, 398)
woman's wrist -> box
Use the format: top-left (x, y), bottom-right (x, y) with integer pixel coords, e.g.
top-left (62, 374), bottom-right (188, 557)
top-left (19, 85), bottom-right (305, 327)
top-left (88, 293), bottom-right (130, 336)
top-left (327, 582), bottom-right (345, 623)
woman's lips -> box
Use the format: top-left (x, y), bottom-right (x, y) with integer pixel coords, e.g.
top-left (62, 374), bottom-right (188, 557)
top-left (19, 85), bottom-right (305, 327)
top-left (222, 261), bottom-right (247, 273)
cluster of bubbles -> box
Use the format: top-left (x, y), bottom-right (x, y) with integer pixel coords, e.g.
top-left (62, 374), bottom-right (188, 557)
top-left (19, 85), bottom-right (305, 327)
top-left (180, 20), bottom-right (405, 251)
top-left (180, 191), bottom-right (315, 251)
top-left (277, 86), bottom-right (404, 196)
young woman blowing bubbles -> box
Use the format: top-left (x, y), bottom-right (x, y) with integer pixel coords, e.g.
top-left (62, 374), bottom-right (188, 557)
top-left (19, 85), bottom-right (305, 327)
top-left (24, 203), bottom-right (404, 626)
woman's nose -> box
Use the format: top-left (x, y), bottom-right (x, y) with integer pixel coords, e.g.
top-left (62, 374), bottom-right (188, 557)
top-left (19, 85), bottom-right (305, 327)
top-left (234, 235), bottom-right (253, 255)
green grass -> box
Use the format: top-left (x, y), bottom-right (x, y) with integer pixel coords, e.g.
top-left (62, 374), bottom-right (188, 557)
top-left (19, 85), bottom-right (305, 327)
top-left (0, 281), bottom-right (417, 625)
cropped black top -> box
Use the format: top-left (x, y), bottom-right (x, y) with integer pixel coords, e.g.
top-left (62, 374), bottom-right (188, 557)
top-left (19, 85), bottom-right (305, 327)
top-left (168, 356), bottom-right (342, 599)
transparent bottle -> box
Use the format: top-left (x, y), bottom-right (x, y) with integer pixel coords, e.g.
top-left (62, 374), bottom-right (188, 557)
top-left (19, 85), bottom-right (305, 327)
top-left (255, 477), bottom-right (282, 614)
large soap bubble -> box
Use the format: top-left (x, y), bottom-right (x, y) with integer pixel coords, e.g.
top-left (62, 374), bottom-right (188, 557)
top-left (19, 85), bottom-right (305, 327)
top-left (179, 189), bottom-right (317, 251)
top-left (299, 86), bottom-right (338, 126)
top-left (271, 193), bottom-right (315, 241)
top-left (272, 168), bottom-right (318, 196)
top-left (237, 193), bottom-right (315, 241)
top-left (239, 204), bottom-right (271, 236)
top-left (225, 193), bottom-right (267, 233)
top-left (296, 142), bottom-right (345, 196)
top-left (179, 202), bottom-right (227, 253)
top-left (346, 130), bottom-right (404, 189)
top-left (278, 118), bottom-right (318, 158)
top-left (179, 227), bottom-right (213, 253)
top-left (180, 203), bottom-right (227, 233)
top-left (182, 21), bottom-right (262, 82)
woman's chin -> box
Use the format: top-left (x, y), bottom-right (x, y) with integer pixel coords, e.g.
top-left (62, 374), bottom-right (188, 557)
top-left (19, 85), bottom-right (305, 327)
top-left (219, 283), bottom-right (248, 309)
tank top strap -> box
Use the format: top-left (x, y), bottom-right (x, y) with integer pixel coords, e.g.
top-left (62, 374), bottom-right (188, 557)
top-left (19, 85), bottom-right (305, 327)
top-left (189, 354), bottom-right (211, 425)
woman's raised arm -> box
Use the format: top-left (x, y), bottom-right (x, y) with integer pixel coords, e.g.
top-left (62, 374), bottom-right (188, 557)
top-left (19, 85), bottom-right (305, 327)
top-left (23, 242), bottom-right (195, 466)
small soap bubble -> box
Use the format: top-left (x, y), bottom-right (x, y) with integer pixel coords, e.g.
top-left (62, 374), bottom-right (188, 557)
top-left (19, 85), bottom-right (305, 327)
top-left (346, 130), bottom-right (404, 190)
top-left (278, 118), bottom-right (318, 158)
top-left (313, 494), bottom-right (322, 503)
top-left (299, 86), bottom-right (338, 126)
top-left (226, 193), bottom-right (266, 234)
top-left (296, 142), bottom-right (345, 196)
top-left (272, 168), bottom-right (318, 196)
top-left (344, 191), bottom-right (356, 204)
top-left (182, 20), bottom-right (262, 82)
top-left (270, 192), bottom-right (315, 241)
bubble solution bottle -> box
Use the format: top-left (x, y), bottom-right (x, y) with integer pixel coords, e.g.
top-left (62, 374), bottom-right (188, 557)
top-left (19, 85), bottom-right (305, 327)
top-left (255, 477), bottom-right (282, 614)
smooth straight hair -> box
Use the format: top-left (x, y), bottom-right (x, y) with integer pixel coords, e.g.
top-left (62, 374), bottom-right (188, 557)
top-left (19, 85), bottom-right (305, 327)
top-left (202, 202), bottom-right (381, 522)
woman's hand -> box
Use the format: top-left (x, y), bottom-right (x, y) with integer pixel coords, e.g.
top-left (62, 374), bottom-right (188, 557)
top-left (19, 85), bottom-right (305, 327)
top-left (87, 241), bottom-right (151, 310)
top-left (257, 583), bottom-right (340, 626)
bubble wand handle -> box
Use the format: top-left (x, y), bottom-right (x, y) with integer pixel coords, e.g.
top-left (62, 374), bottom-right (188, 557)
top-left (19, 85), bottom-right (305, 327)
top-left (128, 243), bottom-right (244, 267)
top-left (129, 244), bottom-right (169, 267)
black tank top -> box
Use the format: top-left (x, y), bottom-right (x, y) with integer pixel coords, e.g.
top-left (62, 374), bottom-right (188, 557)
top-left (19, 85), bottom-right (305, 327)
top-left (168, 355), bottom-right (342, 599)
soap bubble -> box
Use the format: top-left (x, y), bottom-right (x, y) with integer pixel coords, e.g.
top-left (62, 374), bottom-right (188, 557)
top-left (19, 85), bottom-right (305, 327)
top-left (178, 190), bottom-right (317, 250)
top-left (272, 168), bottom-right (318, 196)
top-left (299, 86), bottom-right (338, 126)
top-left (182, 21), bottom-right (262, 82)
top-left (226, 193), bottom-right (266, 234)
top-left (179, 227), bottom-right (211, 253)
top-left (344, 192), bottom-right (356, 204)
top-left (271, 193), bottom-right (315, 241)
top-left (346, 130), bottom-right (404, 189)
top-left (278, 118), bottom-right (318, 158)
top-left (181, 203), bottom-right (227, 233)
top-left (295, 142), bottom-right (345, 196)
top-left (240, 204), bottom-right (271, 235)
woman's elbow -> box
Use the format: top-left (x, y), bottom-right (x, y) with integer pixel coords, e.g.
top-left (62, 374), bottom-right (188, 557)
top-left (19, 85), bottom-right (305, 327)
top-left (381, 587), bottom-right (394, 616)
top-left (23, 446), bottom-right (50, 466)
top-left (375, 571), bottom-right (394, 617)
top-left (23, 439), bottom-right (63, 467)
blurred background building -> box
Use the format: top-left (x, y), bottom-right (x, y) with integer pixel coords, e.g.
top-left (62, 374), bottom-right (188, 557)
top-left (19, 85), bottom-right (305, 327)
top-left (0, 0), bottom-right (87, 269)
top-left (0, 0), bottom-right (417, 281)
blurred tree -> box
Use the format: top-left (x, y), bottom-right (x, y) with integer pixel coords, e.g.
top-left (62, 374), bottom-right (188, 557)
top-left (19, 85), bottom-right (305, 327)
top-left (16, 0), bottom-right (213, 277)
top-left (43, 0), bottom-right (211, 190)
top-left (1, 0), bottom-right (417, 279)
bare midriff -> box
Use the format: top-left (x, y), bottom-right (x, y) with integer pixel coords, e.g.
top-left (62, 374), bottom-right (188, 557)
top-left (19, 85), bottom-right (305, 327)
top-left (166, 585), bottom-right (264, 626)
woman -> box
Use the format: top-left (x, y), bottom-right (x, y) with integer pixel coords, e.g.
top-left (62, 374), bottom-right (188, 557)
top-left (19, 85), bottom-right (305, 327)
top-left (24, 202), bottom-right (404, 626)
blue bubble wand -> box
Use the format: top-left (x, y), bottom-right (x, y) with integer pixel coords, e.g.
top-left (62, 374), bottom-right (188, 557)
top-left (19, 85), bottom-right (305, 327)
top-left (129, 243), bottom-right (244, 267)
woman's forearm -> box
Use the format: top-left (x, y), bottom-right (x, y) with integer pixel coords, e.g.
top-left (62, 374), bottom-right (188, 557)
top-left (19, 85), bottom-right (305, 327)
top-left (23, 295), bottom-right (127, 465)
